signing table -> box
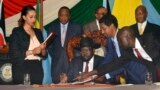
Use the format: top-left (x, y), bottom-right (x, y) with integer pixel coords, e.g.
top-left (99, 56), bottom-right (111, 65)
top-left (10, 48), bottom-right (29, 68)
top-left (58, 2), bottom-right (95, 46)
top-left (0, 84), bottom-right (160, 90)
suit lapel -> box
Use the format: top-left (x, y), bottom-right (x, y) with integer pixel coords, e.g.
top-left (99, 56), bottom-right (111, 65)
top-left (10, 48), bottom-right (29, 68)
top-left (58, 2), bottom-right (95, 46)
top-left (93, 55), bottom-right (101, 69)
top-left (57, 23), bottom-right (62, 47)
top-left (134, 24), bottom-right (140, 37)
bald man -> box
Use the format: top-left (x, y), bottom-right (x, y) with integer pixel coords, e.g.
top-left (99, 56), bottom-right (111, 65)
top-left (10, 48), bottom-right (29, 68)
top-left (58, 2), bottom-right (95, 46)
top-left (130, 5), bottom-right (160, 41)
top-left (75, 26), bottom-right (158, 84)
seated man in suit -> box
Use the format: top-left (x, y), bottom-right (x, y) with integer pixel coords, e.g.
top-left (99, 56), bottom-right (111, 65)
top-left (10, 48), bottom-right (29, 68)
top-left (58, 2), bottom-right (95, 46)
top-left (60, 37), bottom-right (104, 83)
top-left (75, 26), bottom-right (157, 84)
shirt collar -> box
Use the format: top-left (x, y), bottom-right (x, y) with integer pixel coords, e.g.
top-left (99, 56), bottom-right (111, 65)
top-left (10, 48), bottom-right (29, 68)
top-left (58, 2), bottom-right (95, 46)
top-left (111, 29), bottom-right (119, 41)
top-left (134, 38), bottom-right (141, 49)
top-left (138, 20), bottom-right (147, 27)
top-left (84, 56), bottom-right (94, 63)
top-left (60, 22), bottom-right (69, 28)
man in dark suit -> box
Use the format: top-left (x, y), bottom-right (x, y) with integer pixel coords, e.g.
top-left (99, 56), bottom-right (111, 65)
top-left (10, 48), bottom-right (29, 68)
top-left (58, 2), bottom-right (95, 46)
top-left (47, 6), bottom-right (82, 83)
top-left (130, 5), bottom-right (160, 42)
top-left (60, 37), bottom-right (104, 83)
top-left (130, 5), bottom-right (160, 82)
top-left (75, 26), bottom-right (158, 84)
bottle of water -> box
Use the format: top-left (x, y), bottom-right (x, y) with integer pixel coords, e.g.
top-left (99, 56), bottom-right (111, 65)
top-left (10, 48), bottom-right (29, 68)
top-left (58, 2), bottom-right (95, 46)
top-left (145, 71), bottom-right (153, 85)
top-left (23, 73), bottom-right (31, 85)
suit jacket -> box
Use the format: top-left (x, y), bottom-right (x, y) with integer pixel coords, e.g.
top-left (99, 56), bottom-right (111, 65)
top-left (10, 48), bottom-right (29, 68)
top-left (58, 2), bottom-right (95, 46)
top-left (47, 21), bottom-right (82, 83)
top-left (130, 21), bottom-right (160, 65)
top-left (83, 19), bottom-right (99, 33)
top-left (102, 38), bottom-right (118, 64)
top-left (9, 27), bottom-right (44, 62)
top-left (67, 55), bottom-right (104, 82)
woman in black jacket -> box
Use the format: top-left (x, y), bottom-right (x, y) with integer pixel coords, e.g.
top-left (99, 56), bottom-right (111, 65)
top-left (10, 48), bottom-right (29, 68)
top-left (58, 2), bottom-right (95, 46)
top-left (9, 5), bottom-right (46, 84)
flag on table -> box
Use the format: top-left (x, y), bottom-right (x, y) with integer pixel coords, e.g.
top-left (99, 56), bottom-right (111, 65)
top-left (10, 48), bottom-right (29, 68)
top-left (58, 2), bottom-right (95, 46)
top-left (0, 0), bottom-right (6, 45)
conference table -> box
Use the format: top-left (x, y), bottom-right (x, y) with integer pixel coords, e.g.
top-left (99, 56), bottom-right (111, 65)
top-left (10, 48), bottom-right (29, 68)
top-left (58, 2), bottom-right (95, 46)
top-left (0, 83), bottom-right (160, 90)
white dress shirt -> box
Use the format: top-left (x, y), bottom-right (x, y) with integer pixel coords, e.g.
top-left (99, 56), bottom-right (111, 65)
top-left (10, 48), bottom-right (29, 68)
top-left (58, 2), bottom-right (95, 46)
top-left (111, 29), bottom-right (121, 57)
top-left (83, 56), bottom-right (94, 72)
top-left (138, 20), bottom-right (147, 35)
top-left (96, 19), bottom-right (100, 30)
top-left (133, 38), bottom-right (152, 62)
top-left (60, 23), bottom-right (68, 46)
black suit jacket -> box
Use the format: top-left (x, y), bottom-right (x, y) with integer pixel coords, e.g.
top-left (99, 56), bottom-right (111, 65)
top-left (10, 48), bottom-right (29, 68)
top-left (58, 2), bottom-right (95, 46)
top-left (68, 55), bottom-right (104, 82)
top-left (47, 21), bottom-right (82, 83)
top-left (130, 21), bottom-right (160, 65)
top-left (9, 27), bottom-right (44, 62)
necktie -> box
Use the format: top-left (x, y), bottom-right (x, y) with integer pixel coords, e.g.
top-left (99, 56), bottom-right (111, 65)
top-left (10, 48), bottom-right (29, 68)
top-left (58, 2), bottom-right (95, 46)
top-left (84, 62), bottom-right (89, 73)
top-left (61, 25), bottom-right (66, 46)
top-left (139, 24), bottom-right (143, 35)
top-left (135, 49), bottom-right (143, 59)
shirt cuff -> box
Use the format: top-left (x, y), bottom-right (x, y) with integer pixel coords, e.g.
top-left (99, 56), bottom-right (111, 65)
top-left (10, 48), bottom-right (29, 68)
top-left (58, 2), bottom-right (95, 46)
top-left (105, 73), bottom-right (111, 79)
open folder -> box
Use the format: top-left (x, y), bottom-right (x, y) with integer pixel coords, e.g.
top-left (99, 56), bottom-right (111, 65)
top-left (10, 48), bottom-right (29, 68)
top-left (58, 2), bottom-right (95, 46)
top-left (42, 32), bottom-right (56, 46)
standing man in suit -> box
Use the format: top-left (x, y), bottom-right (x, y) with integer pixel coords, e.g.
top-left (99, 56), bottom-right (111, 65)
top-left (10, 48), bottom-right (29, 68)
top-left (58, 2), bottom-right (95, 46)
top-left (47, 6), bottom-right (82, 83)
top-left (83, 6), bottom-right (107, 57)
top-left (75, 26), bottom-right (158, 84)
top-left (83, 6), bottom-right (107, 32)
top-left (130, 5), bottom-right (160, 81)
top-left (130, 5), bottom-right (160, 41)
top-left (60, 37), bottom-right (104, 83)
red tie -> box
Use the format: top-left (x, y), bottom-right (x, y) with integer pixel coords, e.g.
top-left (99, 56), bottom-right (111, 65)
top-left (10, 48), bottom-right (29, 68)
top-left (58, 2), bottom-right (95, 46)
top-left (85, 62), bottom-right (89, 73)
top-left (135, 49), bottom-right (143, 59)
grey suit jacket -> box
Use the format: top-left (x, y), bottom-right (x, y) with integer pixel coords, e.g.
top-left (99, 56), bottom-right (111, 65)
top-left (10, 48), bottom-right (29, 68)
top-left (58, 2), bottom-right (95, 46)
top-left (83, 19), bottom-right (99, 33)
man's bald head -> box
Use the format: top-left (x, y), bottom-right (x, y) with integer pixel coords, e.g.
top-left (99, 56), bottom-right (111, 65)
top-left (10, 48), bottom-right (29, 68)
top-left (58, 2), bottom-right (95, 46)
top-left (117, 26), bottom-right (135, 49)
top-left (135, 5), bottom-right (148, 23)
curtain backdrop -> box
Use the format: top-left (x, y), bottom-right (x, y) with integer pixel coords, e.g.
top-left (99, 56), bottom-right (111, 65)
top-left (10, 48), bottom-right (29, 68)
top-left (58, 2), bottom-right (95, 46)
top-left (3, 0), bottom-right (160, 37)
